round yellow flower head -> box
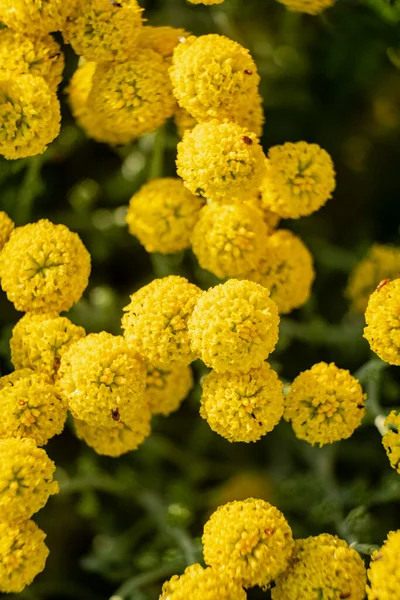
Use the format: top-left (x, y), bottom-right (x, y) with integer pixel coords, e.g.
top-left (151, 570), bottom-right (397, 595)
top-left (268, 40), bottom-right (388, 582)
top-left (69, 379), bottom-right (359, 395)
top-left (277, 0), bottom-right (335, 15)
top-left (382, 411), bottom-right (400, 474)
top-left (213, 472), bottom-right (273, 506)
top-left (170, 34), bottom-right (259, 122)
top-left (189, 279), bottom-right (279, 373)
top-left (0, 219), bottom-right (91, 313)
top-left (0, 211), bottom-right (14, 251)
top-left (0, 437), bottom-right (58, 521)
top-left (0, 0), bottom-right (77, 35)
top-left (0, 520), bottom-right (49, 594)
top-left (89, 50), bottom-right (175, 143)
top-left (244, 229), bottom-right (315, 314)
top-left (0, 74), bottom-right (60, 160)
top-left (203, 498), bottom-right (294, 588)
top-left (285, 362), bottom-right (365, 446)
top-left (127, 178), bottom-right (204, 254)
top-left (191, 203), bottom-right (269, 279)
top-left (367, 530), bottom-right (400, 600)
top-left (272, 533), bottom-right (366, 600)
top-left (138, 26), bottom-right (190, 59)
top-left (364, 278), bottom-right (400, 365)
top-left (174, 105), bottom-right (198, 138)
top-left (10, 313), bottom-right (86, 381)
top-left (57, 332), bottom-right (149, 429)
top-left (74, 414), bottom-right (151, 457)
top-left (200, 363), bottom-right (284, 442)
top-left (63, 0), bottom-right (143, 62)
top-left (177, 121), bottom-right (266, 203)
top-left (146, 363), bottom-right (193, 416)
top-left (347, 244), bottom-right (400, 313)
top-left (261, 142), bottom-right (336, 218)
top-left (160, 564), bottom-right (246, 600)
top-left (0, 369), bottom-right (67, 446)
top-left (122, 276), bottom-right (202, 368)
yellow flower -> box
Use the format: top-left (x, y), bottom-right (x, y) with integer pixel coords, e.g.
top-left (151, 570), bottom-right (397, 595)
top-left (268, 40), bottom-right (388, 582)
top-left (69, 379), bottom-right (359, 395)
top-left (138, 26), bottom-right (190, 59)
top-left (0, 0), bottom-right (77, 35)
top-left (382, 411), bottom-right (400, 474)
top-left (203, 498), bottom-right (294, 588)
top-left (0, 219), bottom-right (91, 313)
top-left (174, 105), bottom-right (198, 138)
top-left (177, 121), bottom-right (266, 202)
top-left (243, 229), bottom-right (315, 314)
top-left (122, 276), bottom-right (202, 368)
top-left (187, 0), bottom-right (224, 4)
top-left (160, 564), bottom-right (246, 600)
top-left (0, 74), bottom-right (60, 160)
top-left (212, 472), bottom-right (273, 507)
top-left (0, 369), bottom-right (67, 446)
top-left (191, 203), bottom-right (269, 279)
top-left (0, 437), bottom-right (58, 521)
top-left (0, 520), bottom-right (49, 594)
top-left (200, 363), bottom-right (284, 442)
top-left (272, 533), bottom-right (366, 600)
top-left (346, 244), bottom-right (400, 313)
top-left (285, 362), bottom-right (365, 446)
top-left (277, 0), bottom-right (335, 15)
top-left (146, 363), bottom-right (193, 416)
top-left (74, 415), bottom-right (151, 457)
top-left (57, 332), bottom-right (149, 429)
top-left (0, 211), bottom-right (14, 251)
top-left (261, 142), bottom-right (336, 218)
top-left (364, 278), bottom-right (400, 365)
top-left (188, 279), bottom-right (279, 373)
top-left (10, 313), bottom-right (86, 381)
top-left (245, 195), bottom-right (281, 231)
top-left (63, 0), bottom-right (143, 62)
top-left (126, 178), bottom-right (204, 254)
top-left (367, 530), bottom-right (400, 600)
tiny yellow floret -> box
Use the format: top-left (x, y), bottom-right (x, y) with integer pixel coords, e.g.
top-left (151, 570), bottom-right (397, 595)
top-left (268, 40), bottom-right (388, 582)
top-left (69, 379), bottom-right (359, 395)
top-left (364, 278), bottom-right (400, 365)
top-left (0, 211), bottom-right (14, 251)
top-left (277, 0), bottom-right (335, 15)
top-left (146, 363), bottom-right (193, 416)
top-left (382, 411), bottom-right (400, 474)
top-left (0, 0), bottom-right (77, 35)
top-left (367, 530), bottom-right (400, 600)
top-left (160, 564), bottom-right (246, 600)
top-left (74, 415), bottom-right (151, 457)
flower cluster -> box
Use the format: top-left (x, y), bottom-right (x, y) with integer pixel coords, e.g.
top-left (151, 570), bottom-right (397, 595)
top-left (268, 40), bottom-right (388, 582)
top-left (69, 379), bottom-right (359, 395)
top-left (364, 278), bottom-right (400, 365)
top-left (367, 530), bottom-right (400, 599)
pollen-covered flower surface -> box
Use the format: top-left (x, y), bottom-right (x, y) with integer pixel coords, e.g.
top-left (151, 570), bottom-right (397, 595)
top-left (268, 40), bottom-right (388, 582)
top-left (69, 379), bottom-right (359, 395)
top-left (0, 520), bottom-right (49, 594)
top-left (200, 363), bottom-right (284, 442)
top-left (261, 142), bottom-right (336, 218)
top-left (382, 411), bottom-right (400, 473)
top-left (74, 415), bottom-right (151, 457)
top-left (0, 0), bottom-right (77, 35)
top-left (364, 278), bottom-right (400, 365)
top-left (203, 498), bottom-right (294, 588)
top-left (285, 362), bottom-right (365, 446)
top-left (146, 364), bottom-right (193, 416)
top-left (189, 279), bottom-right (279, 373)
top-left (0, 219), bottom-right (90, 313)
top-left (277, 0), bottom-right (335, 14)
top-left (272, 533), bottom-right (366, 600)
top-left (160, 564), bottom-right (246, 600)
top-left (138, 26), bottom-right (190, 58)
top-left (0, 212), bottom-right (14, 251)
top-left (367, 530), bottom-right (400, 600)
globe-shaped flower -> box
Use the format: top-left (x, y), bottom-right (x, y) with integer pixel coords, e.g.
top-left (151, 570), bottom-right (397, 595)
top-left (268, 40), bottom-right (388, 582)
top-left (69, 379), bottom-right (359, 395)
top-left (57, 332), bottom-right (149, 429)
top-left (0, 520), bottom-right (49, 594)
top-left (126, 178), bottom-right (204, 254)
top-left (364, 278), bottom-right (400, 365)
top-left (0, 220), bottom-right (90, 313)
top-left (188, 279), bottom-right (279, 373)
top-left (200, 363), bottom-right (284, 442)
top-left (177, 121), bottom-right (266, 202)
top-left (277, 0), bottom-right (335, 14)
top-left (0, 369), bottom-right (67, 446)
top-left (272, 534), bottom-right (366, 600)
top-left (367, 530), bottom-right (400, 600)
top-left (261, 142), bottom-right (336, 218)
top-left (0, 0), bottom-right (77, 35)
top-left (285, 362), bottom-right (365, 446)
top-left (382, 411), bottom-right (400, 474)
top-left (0, 437), bottom-right (58, 521)
top-left (138, 26), bottom-right (190, 59)
top-left (160, 564), bottom-right (246, 600)
top-left (74, 414), bottom-right (151, 457)
top-left (0, 212), bottom-right (14, 252)
top-left (203, 498), bottom-right (294, 588)
top-left (122, 276), bottom-right (202, 368)
top-left (146, 363), bottom-right (193, 416)
top-left (0, 74), bottom-right (60, 160)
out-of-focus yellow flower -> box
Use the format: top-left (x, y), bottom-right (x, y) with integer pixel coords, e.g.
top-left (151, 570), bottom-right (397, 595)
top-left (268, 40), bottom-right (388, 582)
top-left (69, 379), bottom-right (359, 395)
top-left (277, 0), bottom-right (335, 15)
top-left (0, 0), bottom-right (77, 35)
top-left (367, 530), bottom-right (400, 600)
top-left (212, 472), bottom-right (273, 507)
top-left (382, 411), bottom-right (400, 474)
top-left (138, 26), bottom-right (190, 59)
top-left (174, 105), bottom-right (198, 138)
top-left (146, 363), bottom-right (193, 416)
top-left (0, 211), bottom-right (14, 252)
top-left (74, 415), bottom-right (151, 457)
top-left (187, 0), bottom-right (224, 4)
top-left (364, 278), bottom-right (400, 365)
top-left (160, 564), bottom-right (246, 600)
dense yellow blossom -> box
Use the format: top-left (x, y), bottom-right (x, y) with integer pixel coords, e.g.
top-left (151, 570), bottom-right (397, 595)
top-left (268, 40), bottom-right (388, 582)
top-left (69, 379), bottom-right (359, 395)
top-left (0, 437), bottom-right (58, 521)
top-left (146, 363), bottom-right (193, 416)
top-left (261, 142), bottom-right (336, 218)
top-left (0, 74), bottom-right (60, 160)
top-left (10, 313), bottom-right (86, 381)
top-left (89, 50), bottom-right (175, 143)
top-left (245, 195), bottom-right (281, 231)
top-left (285, 362), bottom-right (365, 446)
top-left (74, 415), bottom-right (151, 457)
top-left (126, 178), bottom-right (204, 254)
top-left (122, 276), bottom-right (202, 368)
top-left (177, 121), bottom-right (266, 202)
top-left (200, 363), bottom-right (284, 442)
top-left (138, 26), bottom-right (190, 58)
top-left (244, 229), bottom-right (315, 314)
top-left (364, 278), bottom-right (400, 365)
top-left (0, 0), bottom-right (76, 35)
top-left (0, 211), bottom-right (14, 251)
top-left (63, 0), bottom-right (143, 62)
top-left (382, 411), bottom-right (400, 473)
top-left (58, 332), bottom-right (149, 429)
top-left (188, 279), bottom-right (279, 373)
top-left (347, 244), bottom-right (400, 313)
top-left (0, 520), bottom-right (49, 594)
top-left (272, 534), bottom-right (366, 600)
top-left (203, 498), bottom-right (294, 588)
top-left (277, 0), bottom-right (335, 15)
top-left (0, 219), bottom-right (90, 313)
top-left (191, 203), bottom-right (269, 279)
top-left (0, 369), bottom-right (67, 446)
top-left (367, 530), bottom-right (400, 600)
top-left (160, 564), bottom-right (246, 600)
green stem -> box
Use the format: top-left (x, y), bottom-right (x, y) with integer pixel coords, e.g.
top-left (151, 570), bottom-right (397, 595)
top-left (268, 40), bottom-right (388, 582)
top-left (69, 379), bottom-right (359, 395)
top-left (148, 126), bottom-right (166, 180)
top-left (349, 542), bottom-right (379, 556)
top-left (110, 561), bottom-right (184, 600)
top-left (14, 154), bottom-right (46, 225)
